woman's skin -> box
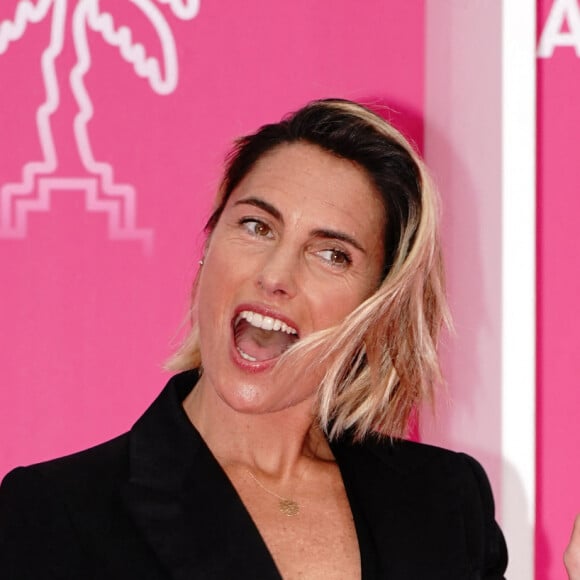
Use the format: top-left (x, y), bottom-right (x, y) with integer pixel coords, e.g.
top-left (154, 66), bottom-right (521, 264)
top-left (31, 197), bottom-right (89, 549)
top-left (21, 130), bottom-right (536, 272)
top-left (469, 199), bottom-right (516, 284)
top-left (183, 142), bottom-right (386, 579)
top-left (565, 515), bottom-right (580, 579)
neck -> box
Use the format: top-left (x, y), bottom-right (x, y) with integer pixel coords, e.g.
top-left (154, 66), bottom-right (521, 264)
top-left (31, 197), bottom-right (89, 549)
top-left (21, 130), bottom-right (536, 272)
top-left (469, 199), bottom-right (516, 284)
top-left (182, 376), bottom-right (333, 480)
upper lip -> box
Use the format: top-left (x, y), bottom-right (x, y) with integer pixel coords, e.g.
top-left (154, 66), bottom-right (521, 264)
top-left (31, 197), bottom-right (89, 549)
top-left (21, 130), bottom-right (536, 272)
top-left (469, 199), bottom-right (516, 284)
top-left (232, 303), bottom-right (300, 337)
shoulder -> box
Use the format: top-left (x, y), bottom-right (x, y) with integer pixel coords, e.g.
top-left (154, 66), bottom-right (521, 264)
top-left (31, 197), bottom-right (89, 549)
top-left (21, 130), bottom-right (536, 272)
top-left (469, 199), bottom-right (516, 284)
top-left (347, 436), bottom-right (500, 522)
top-left (1, 432), bottom-right (130, 498)
top-left (339, 435), bottom-right (485, 484)
top-left (0, 433), bottom-right (132, 549)
top-left (0, 434), bottom-right (131, 577)
top-left (0, 433), bottom-right (131, 531)
top-left (0, 370), bottom-right (194, 530)
top-left (332, 436), bottom-right (508, 578)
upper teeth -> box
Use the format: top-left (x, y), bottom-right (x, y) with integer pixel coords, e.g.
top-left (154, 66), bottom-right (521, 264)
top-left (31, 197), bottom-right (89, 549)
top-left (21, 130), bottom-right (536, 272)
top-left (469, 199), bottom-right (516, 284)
top-left (236, 311), bottom-right (298, 335)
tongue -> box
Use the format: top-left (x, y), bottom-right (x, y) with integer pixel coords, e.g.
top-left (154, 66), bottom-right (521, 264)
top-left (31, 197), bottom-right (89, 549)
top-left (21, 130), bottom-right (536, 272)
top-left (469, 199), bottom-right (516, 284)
top-left (235, 320), bottom-right (296, 362)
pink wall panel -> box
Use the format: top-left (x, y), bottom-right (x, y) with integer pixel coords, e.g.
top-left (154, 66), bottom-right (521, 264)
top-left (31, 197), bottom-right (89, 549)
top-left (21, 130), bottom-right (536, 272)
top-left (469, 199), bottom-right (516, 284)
top-left (422, 0), bottom-right (503, 502)
top-left (0, 2), bottom-right (425, 478)
top-left (537, 0), bottom-right (580, 577)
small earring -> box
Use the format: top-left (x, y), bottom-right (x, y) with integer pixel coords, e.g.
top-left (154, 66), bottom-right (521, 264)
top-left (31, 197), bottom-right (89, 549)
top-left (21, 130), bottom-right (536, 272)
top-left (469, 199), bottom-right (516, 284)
top-left (198, 259), bottom-right (204, 266)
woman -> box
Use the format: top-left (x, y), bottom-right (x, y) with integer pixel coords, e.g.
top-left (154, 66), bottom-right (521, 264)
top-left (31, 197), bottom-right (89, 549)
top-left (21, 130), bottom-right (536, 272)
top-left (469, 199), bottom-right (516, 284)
top-left (0, 99), bottom-right (507, 578)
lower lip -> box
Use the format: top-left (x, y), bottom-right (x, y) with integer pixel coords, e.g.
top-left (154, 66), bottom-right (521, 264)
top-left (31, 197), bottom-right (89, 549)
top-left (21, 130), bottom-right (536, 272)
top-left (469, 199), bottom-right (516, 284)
top-left (229, 334), bottom-right (279, 374)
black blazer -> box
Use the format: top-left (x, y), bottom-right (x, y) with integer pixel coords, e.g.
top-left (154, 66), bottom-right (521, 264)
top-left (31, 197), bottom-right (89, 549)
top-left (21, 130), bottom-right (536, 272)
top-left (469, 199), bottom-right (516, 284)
top-left (0, 371), bottom-right (507, 579)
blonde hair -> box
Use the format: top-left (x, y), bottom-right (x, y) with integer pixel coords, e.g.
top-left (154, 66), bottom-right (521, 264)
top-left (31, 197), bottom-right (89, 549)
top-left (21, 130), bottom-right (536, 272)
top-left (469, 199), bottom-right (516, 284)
top-left (167, 99), bottom-right (450, 440)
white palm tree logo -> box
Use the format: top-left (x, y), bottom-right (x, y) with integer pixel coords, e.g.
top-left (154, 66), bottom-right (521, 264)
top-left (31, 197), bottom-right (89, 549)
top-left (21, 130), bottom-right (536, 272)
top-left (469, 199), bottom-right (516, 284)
top-left (0, 0), bottom-right (200, 253)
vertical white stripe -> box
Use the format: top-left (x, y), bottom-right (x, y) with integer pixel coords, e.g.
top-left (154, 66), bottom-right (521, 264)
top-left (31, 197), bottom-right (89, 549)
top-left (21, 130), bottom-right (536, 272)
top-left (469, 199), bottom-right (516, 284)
top-left (501, 2), bottom-right (536, 579)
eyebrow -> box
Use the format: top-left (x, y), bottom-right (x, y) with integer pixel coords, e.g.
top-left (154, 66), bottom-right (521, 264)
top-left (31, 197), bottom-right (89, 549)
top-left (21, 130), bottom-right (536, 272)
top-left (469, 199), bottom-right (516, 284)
top-left (233, 197), bottom-right (283, 222)
top-left (233, 196), bottom-right (366, 254)
top-left (311, 229), bottom-right (366, 254)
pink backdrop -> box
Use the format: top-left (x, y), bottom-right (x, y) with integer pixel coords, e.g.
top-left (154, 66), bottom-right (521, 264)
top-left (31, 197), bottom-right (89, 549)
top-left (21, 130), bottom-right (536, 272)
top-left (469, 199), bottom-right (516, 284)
top-left (5, 2), bottom-right (578, 578)
top-left (0, 1), bottom-right (424, 474)
top-left (537, 0), bottom-right (580, 577)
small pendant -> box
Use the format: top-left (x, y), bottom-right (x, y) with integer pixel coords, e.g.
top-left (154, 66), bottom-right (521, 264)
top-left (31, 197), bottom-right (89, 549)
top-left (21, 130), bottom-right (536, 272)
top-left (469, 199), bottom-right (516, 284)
top-left (279, 499), bottom-right (299, 516)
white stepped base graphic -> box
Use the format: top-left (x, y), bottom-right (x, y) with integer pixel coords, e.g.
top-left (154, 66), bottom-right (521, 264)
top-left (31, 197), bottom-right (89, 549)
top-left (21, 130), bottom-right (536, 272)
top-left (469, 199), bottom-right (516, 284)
top-left (0, 175), bottom-right (153, 252)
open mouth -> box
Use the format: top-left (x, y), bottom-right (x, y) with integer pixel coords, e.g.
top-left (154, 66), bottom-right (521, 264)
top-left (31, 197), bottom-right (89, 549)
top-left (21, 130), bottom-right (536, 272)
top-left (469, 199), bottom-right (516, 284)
top-left (233, 310), bottom-right (299, 363)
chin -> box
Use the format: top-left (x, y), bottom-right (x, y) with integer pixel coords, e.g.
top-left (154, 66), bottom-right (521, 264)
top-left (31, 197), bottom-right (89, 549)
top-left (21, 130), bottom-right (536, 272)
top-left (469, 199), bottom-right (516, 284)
top-left (216, 380), bottom-right (308, 416)
top-left (228, 382), bottom-right (263, 408)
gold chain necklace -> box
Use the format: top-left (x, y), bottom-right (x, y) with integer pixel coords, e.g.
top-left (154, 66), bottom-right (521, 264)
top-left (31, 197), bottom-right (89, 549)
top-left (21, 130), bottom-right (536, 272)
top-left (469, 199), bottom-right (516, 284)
top-left (245, 469), bottom-right (302, 516)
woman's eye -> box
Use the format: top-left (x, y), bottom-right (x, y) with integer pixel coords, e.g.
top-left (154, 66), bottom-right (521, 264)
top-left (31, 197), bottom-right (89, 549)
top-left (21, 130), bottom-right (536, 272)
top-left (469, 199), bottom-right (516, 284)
top-left (242, 219), bottom-right (273, 238)
top-left (317, 249), bottom-right (352, 267)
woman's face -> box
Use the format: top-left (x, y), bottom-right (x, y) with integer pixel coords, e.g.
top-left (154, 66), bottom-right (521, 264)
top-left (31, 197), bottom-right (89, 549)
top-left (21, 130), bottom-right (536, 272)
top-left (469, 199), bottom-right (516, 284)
top-left (196, 142), bottom-right (386, 415)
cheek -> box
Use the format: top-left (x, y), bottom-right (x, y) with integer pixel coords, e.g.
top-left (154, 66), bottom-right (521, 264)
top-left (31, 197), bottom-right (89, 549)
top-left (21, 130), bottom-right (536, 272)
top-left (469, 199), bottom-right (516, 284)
top-left (196, 263), bottom-right (229, 345)
top-left (307, 285), bottom-right (368, 329)
top-left (198, 241), bottom-right (235, 309)
top-left (196, 276), bottom-right (216, 332)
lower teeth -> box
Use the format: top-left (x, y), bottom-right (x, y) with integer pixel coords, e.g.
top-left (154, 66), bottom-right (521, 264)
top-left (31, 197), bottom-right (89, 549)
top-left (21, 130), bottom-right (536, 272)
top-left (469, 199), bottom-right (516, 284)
top-left (237, 347), bottom-right (257, 362)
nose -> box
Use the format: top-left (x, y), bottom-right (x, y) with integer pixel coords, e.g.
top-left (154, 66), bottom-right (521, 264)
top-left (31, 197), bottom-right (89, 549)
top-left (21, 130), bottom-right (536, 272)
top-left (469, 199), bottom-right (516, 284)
top-left (256, 247), bottom-right (298, 299)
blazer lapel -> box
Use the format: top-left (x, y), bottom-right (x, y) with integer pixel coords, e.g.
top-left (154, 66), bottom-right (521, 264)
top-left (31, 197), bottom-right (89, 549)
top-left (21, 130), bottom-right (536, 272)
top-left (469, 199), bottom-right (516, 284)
top-left (120, 371), bottom-right (281, 580)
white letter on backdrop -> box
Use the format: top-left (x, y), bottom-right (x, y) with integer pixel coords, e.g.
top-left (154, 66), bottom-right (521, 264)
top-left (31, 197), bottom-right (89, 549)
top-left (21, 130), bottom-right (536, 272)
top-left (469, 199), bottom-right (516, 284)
top-left (538, 0), bottom-right (580, 57)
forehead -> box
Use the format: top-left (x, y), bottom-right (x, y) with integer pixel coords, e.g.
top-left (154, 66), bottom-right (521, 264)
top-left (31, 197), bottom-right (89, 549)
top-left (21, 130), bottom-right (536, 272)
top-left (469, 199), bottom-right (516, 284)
top-left (227, 142), bottom-right (385, 231)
